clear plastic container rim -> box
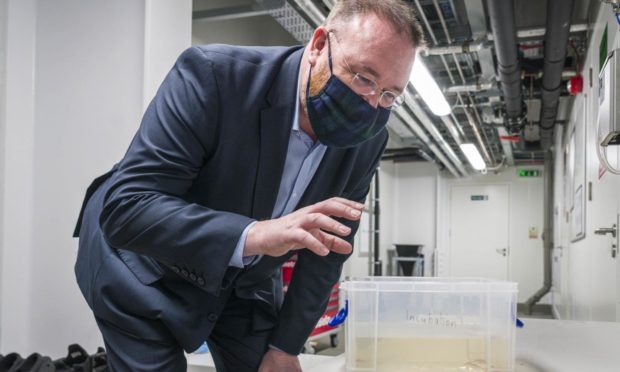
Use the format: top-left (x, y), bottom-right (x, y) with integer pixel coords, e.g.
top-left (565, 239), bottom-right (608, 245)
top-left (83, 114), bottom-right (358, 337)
top-left (340, 276), bottom-right (518, 293)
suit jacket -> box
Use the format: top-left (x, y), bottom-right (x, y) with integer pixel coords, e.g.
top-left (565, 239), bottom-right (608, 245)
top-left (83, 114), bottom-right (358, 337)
top-left (74, 44), bottom-right (388, 355)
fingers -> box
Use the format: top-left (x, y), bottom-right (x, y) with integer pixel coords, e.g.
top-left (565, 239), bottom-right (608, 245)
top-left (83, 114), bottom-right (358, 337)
top-left (291, 228), bottom-right (352, 257)
top-left (300, 213), bottom-right (351, 236)
top-left (317, 230), bottom-right (352, 255)
top-left (270, 197), bottom-right (362, 257)
top-left (292, 229), bottom-right (330, 256)
top-left (306, 197), bottom-right (365, 221)
top-left (327, 197), bottom-right (364, 209)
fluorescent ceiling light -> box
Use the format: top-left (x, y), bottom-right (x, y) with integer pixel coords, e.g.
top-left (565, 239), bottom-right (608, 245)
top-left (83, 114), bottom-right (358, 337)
top-left (460, 143), bottom-right (486, 170)
top-left (410, 55), bottom-right (451, 116)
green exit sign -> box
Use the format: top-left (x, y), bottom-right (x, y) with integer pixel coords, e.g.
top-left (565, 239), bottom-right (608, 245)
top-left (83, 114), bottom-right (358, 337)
top-left (518, 169), bottom-right (541, 177)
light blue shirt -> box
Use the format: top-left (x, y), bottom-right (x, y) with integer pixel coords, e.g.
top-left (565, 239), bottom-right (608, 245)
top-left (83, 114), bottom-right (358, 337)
top-left (229, 78), bottom-right (327, 268)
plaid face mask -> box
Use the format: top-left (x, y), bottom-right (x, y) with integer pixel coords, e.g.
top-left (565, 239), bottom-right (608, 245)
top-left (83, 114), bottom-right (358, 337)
top-left (305, 42), bottom-right (390, 149)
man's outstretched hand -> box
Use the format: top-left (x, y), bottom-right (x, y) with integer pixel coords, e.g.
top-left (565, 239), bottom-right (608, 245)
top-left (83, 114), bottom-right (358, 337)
top-left (244, 197), bottom-right (364, 257)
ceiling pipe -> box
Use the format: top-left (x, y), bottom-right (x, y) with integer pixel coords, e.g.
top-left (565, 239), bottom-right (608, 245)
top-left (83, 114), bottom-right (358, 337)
top-left (539, 0), bottom-right (575, 150)
top-left (406, 88), bottom-right (464, 147)
top-left (444, 82), bottom-right (493, 93)
top-left (487, 23), bottom-right (588, 41)
top-left (462, 107), bottom-right (494, 166)
top-left (423, 40), bottom-right (489, 56)
top-left (394, 109), bottom-right (463, 177)
top-left (417, 149), bottom-right (436, 164)
top-left (496, 127), bottom-right (515, 166)
top-left (321, 0), bottom-right (335, 9)
top-left (523, 150), bottom-right (554, 313)
top-left (403, 94), bottom-right (469, 176)
top-left (524, 70), bottom-right (578, 79)
top-left (426, 0), bottom-right (497, 167)
top-left (439, 115), bottom-right (465, 142)
top-left (413, 0), bottom-right (472, 129)
top-left (291, 0), bottom-right (325, 27)
top-left (463, 0), bottom-right (496, 82)
top-left (487, 0), bottom-right (524, 132)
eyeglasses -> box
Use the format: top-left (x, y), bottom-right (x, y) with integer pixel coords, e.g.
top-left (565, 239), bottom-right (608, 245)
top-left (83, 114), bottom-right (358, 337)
top-left (328, 31), bottom-right (405, 109)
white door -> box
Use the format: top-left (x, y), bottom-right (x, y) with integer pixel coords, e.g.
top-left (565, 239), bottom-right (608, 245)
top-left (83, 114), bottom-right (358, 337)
top-left (449, 184), bottom-right (510, 279)
top-left (588, 112), bottom-right (619, 321)
top-left (616, 212), bottom-right (620, 321)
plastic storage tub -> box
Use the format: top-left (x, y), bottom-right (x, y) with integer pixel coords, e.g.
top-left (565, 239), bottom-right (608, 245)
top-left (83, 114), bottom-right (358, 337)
top-left (341, 277), bottom-right (518, 371)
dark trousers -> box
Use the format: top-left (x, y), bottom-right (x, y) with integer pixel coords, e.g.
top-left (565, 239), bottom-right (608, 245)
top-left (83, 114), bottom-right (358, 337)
top-left (206, 294), bottom-right (274, 371)
top-left (95, 292), bottom-right (274, 372)
top-left (95, 317), bottom-right (186, 372)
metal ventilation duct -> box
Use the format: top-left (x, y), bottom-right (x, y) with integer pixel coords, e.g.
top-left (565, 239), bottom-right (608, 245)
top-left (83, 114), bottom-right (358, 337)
top-left (487, 0), bottom-right (523, 133)
top-left (539, 0), bottom-right (575, 149)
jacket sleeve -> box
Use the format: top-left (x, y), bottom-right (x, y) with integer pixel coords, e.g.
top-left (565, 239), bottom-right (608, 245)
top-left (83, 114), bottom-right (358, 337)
top-left (268, 133), bottom-right (388, 354)
top-left (99, 46), bottom-right (255, 296)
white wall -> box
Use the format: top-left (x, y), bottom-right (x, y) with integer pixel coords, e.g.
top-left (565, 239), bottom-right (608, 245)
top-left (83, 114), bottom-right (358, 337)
top-left (438, 167), bottom-right (545, 303)
top-left (0, 0), bottom-right (191, 357)
top-left (378, 162), bottom-right (544, 303)
top-left (343, 161), bottom-right (440, 278)
top-left (143, 0), bottom-right (193, 109)
top-left (342, 160), bottom-right (438, 279)
top-left (392, 162), bottom-right (438, 275)
top-left (1, 0), bottom-right (37, 354)
top-left (343, 161), bottom-right (397, 278)
top-left (0, 0), bottom-right (7, 344)
top-left (380, 162), bottom-right (397, 273)
top-left (552, 5), bottom-right (620, 321)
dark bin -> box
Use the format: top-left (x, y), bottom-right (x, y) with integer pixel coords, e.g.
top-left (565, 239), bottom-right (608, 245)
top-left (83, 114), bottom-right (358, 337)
top-left (394, 244), bottom-right (423, 276)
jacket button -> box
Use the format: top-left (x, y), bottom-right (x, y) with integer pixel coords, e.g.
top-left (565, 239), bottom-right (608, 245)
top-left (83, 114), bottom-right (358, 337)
top-left (207, 313), bottom-right (218, 322)
top-left (181, 269), bottom-right (189, 277)
top-left (197, 277), bottom-right (205, 286)
top-left (171, 265), bottom-right (180, 273)
top-left (189, 273), bottom-right (197, 281)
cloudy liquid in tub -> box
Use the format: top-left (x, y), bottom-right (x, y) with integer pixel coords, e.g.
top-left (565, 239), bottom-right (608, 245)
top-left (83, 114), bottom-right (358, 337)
top-left (350, 336), bottom-right (510, 371)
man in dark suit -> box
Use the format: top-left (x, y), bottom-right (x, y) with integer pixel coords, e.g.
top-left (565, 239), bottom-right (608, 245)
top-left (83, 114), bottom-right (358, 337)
top-left (74, 0), bottom-right (424, 370)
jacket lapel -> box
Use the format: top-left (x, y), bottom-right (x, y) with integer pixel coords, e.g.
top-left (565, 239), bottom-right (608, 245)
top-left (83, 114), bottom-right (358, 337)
top-left (296, 147), bottom-right (348, 208)
top-left (251, 47), bottom-right (305, 220)
top-left (252, 107), bottom-right (292, 220)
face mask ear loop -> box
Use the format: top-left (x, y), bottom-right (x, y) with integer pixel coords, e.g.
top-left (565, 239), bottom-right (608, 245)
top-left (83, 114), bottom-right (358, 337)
top-left (326, 32), bottom-right (334, 73)
top-left (306, 64), bottom-right (312, 99)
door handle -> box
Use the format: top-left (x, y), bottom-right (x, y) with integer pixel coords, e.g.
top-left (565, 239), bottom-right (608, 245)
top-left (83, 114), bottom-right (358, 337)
top-left (594, 224), bottom-right (617, 238)
top-left (594, 224), bottom-right (617, 258)
top-left (495, 248), bottom-right (507, 257)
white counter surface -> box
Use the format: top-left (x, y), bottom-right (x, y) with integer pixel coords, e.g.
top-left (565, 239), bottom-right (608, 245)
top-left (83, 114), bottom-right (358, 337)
top-left (188, 318), bottom-right (620, 371)
top-left (513, 318), bottom-right (620, 372)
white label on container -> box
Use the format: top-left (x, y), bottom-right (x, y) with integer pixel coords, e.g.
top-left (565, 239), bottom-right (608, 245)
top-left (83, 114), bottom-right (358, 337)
top-left (406, 312), bottom-right (480, 328)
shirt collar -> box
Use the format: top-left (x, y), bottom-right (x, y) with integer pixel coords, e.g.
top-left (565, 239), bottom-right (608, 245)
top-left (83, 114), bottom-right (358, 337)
top-left (292, 67), bottom-right (323, 149)
top-left (292, 69), bottom-right (301, 133)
